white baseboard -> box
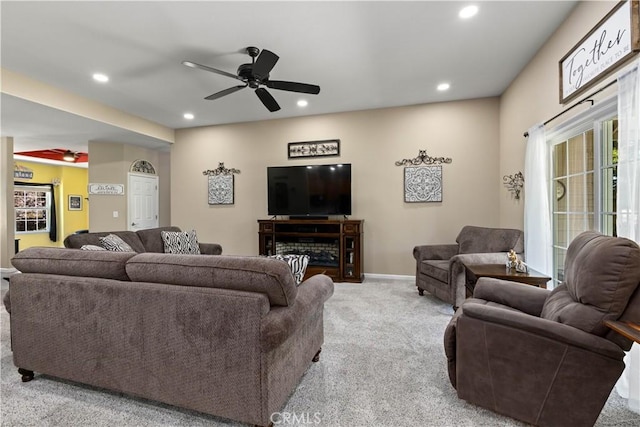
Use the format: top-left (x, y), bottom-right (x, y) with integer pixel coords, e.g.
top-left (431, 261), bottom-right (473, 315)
top-left (363, 273), bottom-right (415, 282)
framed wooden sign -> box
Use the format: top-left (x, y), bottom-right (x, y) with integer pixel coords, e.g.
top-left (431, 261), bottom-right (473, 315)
top-left (559, 0), bottom-right (640, 104)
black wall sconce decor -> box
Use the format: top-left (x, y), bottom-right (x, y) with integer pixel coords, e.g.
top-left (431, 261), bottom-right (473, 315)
top-left (503, 171), bottom-right (524, 199)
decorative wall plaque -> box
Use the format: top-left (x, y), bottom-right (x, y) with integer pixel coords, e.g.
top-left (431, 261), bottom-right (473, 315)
top-left (559, 0), bottom-right (640, 103)
top-left (404, 166), bottom-right (443, 203)
top-left (88, 183), bottom-right (125, 195)
top-left (203, 162), bottom-right (240, 205)
top-left (288, 139), bottom-right (340, 159)
top-left (207, 175), bottom-right (234, 205)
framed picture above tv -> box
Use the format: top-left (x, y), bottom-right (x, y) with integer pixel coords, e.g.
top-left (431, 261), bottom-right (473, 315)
top-left (288, 139), bottom-right (340, 159)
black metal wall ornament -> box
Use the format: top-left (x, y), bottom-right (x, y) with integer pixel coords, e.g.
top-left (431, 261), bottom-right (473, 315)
top-left (503, 171), bottom-right (524, 199)
top-left (202, 163), bottom-right (241, 205)
top-left (202, 162), bottom-right (241, 176)
top-left (394, 149), bottom-right (453, 166)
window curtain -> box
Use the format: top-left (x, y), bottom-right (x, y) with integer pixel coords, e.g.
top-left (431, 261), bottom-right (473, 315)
top-left (615, 63), bottom-right (640, 414)
top-left (523, 123), bottom-right (552, 277)
top-left (14, 181), bottom-right (58, 242)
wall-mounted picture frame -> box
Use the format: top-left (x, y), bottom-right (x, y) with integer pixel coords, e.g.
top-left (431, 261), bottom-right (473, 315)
top-left (288, 139), bottom-right (340, 159)
top-left (208, 175), bottom-right (234, 205)
top-left (404, 166), bottom-right (442, 203)
top-left (68, 194), bottom-right (83, 211)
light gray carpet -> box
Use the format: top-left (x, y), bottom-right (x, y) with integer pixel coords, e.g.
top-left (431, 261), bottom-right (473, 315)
top-left (2, 277), bottom-right (639, 426)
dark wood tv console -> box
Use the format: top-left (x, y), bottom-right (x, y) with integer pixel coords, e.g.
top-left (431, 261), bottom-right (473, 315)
top-left (258, 219), bottom-right (364, 283)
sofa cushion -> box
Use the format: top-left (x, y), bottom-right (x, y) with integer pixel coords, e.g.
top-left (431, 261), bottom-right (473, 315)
top-left (541, 231), bottom-right (640, 336)
top-left (456, 226), bottom-right (524, 254)
top-left (269, 254), bottom-right (309, 285)
top-left (137, 226), bottom-right (182, 253)
top-left (161, 230), bottom-right (201, 255)
top-left (420, 260), bottom-right (449, 283)
top-left (126, 253), bottom-right (298, 307)
top-left (100, 234), bottom-right (135, 252)
top-left (64, 231), bottom-right (146, 253)
top-left (80, 244), bottom-right (107, 251)
top-left (11, 247), bottom-right (135, 281)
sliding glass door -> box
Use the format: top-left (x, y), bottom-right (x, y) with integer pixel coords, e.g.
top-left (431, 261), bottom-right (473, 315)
top-left (550, 113), bottom-right (617, 286)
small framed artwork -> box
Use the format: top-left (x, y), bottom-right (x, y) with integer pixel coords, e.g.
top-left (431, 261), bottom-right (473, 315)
top-left (288, 139), bottom-right (340, 159)
top-left (208, 175), bottom-right (234, 205)
top-left (404, 166), bottom-right (443, 203)
top-left (68, 194), bottom-right (83, 211)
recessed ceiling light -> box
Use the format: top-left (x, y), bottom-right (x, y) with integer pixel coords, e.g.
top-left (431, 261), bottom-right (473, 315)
top-left (297, 99), bottom-right (308, 107)
top-left (459, 5), bottom-right (478, 19)
top-left (183, 113), bottom-right (194, 120)
top-left (92, 73), bottom-right (109, 83)
top-left (437, 83), bottom-right (450, 91)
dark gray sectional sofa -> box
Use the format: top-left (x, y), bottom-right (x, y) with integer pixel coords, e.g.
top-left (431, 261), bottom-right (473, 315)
top-left (4, 246), bottom-right (334, 426)
top-left (63, 225), bottom-right (223, 255)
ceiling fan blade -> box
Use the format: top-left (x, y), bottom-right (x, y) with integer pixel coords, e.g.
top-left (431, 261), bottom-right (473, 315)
top-left (204, 85), bottom-right (247, 100)
top-left (255, 88), bottom-right (280, 112)
top-left (253, 49), bottom-right (279, 80)
top-left (266, 80), bottom-right (320, 95)
top-left (182, 60), bottom-right (241, 81)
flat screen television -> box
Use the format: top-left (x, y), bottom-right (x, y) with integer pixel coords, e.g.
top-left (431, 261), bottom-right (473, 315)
top-left (267, 164), bottom-right (352, 216)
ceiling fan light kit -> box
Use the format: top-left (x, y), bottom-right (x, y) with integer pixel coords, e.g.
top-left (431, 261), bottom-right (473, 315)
top-left (183, 46), bottom-right (320, 112)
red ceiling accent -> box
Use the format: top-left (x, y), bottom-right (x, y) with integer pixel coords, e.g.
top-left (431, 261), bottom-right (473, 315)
top-left (15, 148), bottom-right (88, 163)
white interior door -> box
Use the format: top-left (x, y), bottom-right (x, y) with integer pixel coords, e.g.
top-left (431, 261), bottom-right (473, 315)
top-left (128, 173), bottom-right (159, 231)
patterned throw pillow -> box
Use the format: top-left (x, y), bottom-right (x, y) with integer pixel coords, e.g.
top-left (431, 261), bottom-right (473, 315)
top-left (269, 254), bottom-right (310, 285)
top-left (99, 234), bottom-right (135, 252)
top-left (80, 244), bottom-right (107, 251)
top-left (161, 230), bottom-right (201, 255)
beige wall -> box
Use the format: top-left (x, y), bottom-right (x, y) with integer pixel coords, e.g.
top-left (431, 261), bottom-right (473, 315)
top-left (88, 142), bottom-right (171, 231)
top-left (172, 98), bottom-right (500, 276)
top-left (498, 0), bottom-right (618, 229)
top-left (1, 138), bottom-right (15, 269)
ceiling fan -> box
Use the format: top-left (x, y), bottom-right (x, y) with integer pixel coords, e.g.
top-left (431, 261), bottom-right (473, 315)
top-left (182, 47), bottom-right (320, 112)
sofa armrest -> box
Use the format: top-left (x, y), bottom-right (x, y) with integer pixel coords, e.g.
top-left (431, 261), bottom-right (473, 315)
top-left (461, 302), bottom-right (625, 360)
top-left (260, 274), bottom-right (334, 352)
top-left (413, 244), bottom-right (458, 262)
top-left (447, 252), bottom-right (515, 309)
top-left (198, 242), bottom-right (222, 255)
top-left (473, 277), bottom-right (549, 316)
top-left (450, 252), bottom-right (513, 267)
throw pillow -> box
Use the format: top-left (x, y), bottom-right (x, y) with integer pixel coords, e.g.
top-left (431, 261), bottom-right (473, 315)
top-left (99, 234), bottom-right (135, 252)
top-left (269, 254), bottom-right (310, 285)
top-left (161, 230), bottom-right (201, 255)
top-left (80, 244), bottom-right (107, 251)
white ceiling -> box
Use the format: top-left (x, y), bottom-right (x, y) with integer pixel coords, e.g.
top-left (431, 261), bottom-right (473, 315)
top-left (1, 1), bottom-right (578, 153)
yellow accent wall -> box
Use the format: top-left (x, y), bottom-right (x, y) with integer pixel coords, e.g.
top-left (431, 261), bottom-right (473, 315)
top-left (14, 160), bottom-right (88, 250)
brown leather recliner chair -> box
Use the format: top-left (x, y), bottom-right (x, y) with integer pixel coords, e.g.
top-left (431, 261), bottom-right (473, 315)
top-left (413, 225), bottom-right (524, 309)
top-left (444, 231), bottom-right (640, 426)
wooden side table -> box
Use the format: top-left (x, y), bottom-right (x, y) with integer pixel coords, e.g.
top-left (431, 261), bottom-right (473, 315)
top-left (464, 263), bottom-right (551, 297)
top-left (604, 320), bottom-right (640, 344)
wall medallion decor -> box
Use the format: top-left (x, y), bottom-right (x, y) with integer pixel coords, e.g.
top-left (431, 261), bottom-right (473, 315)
top-left (288, 139), bottom-right (340, 159)
top-left (503, 171), bottom-right (524, 199)
top-left (404, 166), bottom-right (442, 202)
top-left (395, 149), bottom-right (452, 203)
top-left (203, 162), bottom-right (241, 205)
top-left (559, 0), bottom-right (640, 104)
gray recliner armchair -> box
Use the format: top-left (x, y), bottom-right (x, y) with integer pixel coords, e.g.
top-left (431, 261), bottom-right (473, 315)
top-left (444, 231), bottom-right (640, 426)
top-left (413, 225), bottom-right (524, 309)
